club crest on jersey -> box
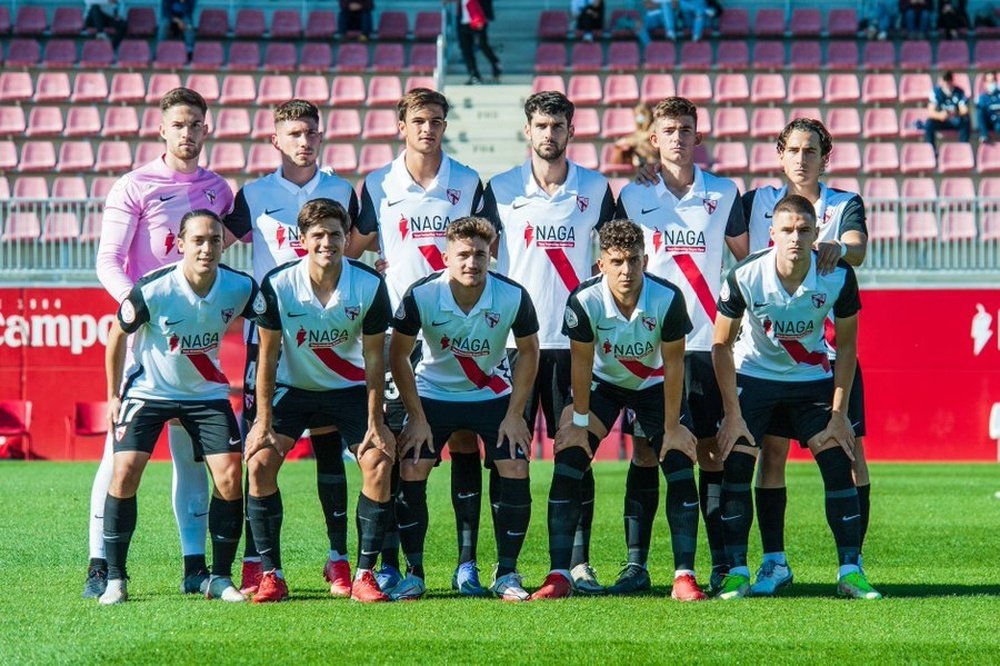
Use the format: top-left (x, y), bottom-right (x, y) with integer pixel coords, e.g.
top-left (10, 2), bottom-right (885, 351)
top-left (447, 188), bottom-right (461, 205)
top-left (484, 310), bottom-right (500, 328)
top-left (244, 394), bottom-right (255, 410)
top-left (823, 209), bottom-right (833, 226)
top-left (703, 198), bottom-right (717, 215)
top-left (221, 308), bottom-right (234, 324)
top-left (812, 293), bottom-right (827, 308)
top-left (642, 316), bottom-right (656, 331)
top-left (204, 189), bottom-right (217, 205)
top-left (344, 305), bottom-right (360, 321)
top-left (296, 326), bottom-right (307, 347)
top-left (564, 306), bottom-right (579, 329)
top-left (164, 230), bottom-right (176, 256)
top-left (120, 300), bottom-right (136, 324)
top-left (576, 195), bottom-right (589, 212)
top-left (253, 292), bottom-right (267, 315)
top-left (602, 339), bottom-right (612, 354)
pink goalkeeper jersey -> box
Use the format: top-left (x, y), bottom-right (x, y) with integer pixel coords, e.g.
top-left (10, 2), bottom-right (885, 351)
top-left (96, 156), bottom-right (235, 302)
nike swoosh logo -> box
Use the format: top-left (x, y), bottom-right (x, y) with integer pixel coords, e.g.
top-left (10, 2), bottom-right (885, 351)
top-left (387, 199), bottom-right (405, 207)
top-left (842, 514), bottom-right (861, 522)
top-left (93, 514), bottom-right (104, 520)
top-left (333, 511), bottom-right (347, 518)
top-left (548, 499), bottom-right (571, 504)
top-left (361, 549), bottom-right (380, 556)
top-left (764, 212), bottom-right (774, 219)
top-left (287, 312), bottom-right (307, 318)
top-left (194, 511), bottom-right (209, 518)
top-left (512, 201), bottom-right (531, 210)
top-left (456, 492), bottom-right (479, 499)
top-left (720, 514), bottom-right (742, 522)
top-left (159, 195), bottom-right (177, 202)
top-left (505, 531), bottom-right (526, 537)
top-left (753, 302), bottom-right (768, 308)
top-left (597, 324), bottom-right (615, 331)
top-left (228, 437), bottom-right (241, 446)
top-left (682, 501), bottom-right (700, 508)
top-left (165, 319), bottom-right (184, 325)
top-left (431, 319), bottom-right (450, 326)
top-left (264, 208), bottom-right (283, 216)
top-left (641, 207), bottom-right (660, 214)
top-left (398, 521), bottom-right (419, 529)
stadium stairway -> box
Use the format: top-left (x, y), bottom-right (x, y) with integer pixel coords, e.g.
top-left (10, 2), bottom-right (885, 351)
top-left (441, 83), bottom-right (533, 181)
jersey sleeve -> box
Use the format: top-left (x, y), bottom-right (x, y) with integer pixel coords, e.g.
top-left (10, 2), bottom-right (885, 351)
top-left (595, 184), bottom-right (616, 230)
top-left (717, 268), bottom-right (747, 319)
top-left (833, 264), bottom-right (861, 319)
top-left (117, 284), bottom-right (151, 334)
top-left (239, 279), bottom-right (262, 321)
top-left (614, 195), bottom-right (630, 220)
top-left (561, 292), bottom-right (594, 343)
top-left (741, 190), bottom-right (756, 226)
top-left (224, 188), bottom-right (253, 241)
top-left (355, 183), bottom-right (378, 235)
top-left (391, 289), bottom-right (422, 336)
top-left (471, 180), bottom-right (486, 215)
top-left (838, 195), bottom-right (869, 238)
top-left (725, 190), bottom-right (748, 237)
top-left (479, 182), bottom-right (502, 232)
top-left (96, 176), bottom-right (142, 302)
top-left (363, 279), bottom-right (392, 335)
top-left (511, 286), bottom-right (540, 338)
top-left (217, 179), bottom-right (235, 217)
top-left (660, 285), bottom-right (693, 342)
top-left (255, 277), bottom-right (283, 331)
top-left (347, 188), bottom-right (361, 226)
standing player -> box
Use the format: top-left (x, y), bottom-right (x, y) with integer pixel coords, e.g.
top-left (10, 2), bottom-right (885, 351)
top-left (223, 99), bottom-right (360, 597)
top-left (482, 90), bottom-right (616, 593)
top-left (712, 194), bottom-right (880, 600)
top-left (99, 210), bottom-right (254, 605)
top-left (743, 118), bottom-right (870, 596)
top-left (85, 88), bottom-right (235, 598)
top-left (347, 88), bottom-right (489, 595)
top-left (244, 199), bottom-right (395, 603)
top-left (533, 219), bottom-right (705, 601)
top-left (614, 97), bottom-right (748, 594)
top-left (389, 217), bottom-right (539, 601)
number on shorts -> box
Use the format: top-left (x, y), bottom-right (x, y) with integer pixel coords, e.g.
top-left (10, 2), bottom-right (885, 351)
top-left (383, 371), bottom-right (400, 401)
top-left (117, 398), bottom-right (146, 425)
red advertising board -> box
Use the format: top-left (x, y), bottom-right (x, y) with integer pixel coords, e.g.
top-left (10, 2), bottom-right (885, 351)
top-left (2, 287), bottom-right (999, 461)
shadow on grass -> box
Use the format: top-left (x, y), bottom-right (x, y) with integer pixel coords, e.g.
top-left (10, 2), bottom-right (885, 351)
top-left (777, 583), bottom-right (1000, 599)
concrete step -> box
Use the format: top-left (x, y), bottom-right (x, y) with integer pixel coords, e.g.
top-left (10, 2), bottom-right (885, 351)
top-left (441, 83), bottom-right (532, 179)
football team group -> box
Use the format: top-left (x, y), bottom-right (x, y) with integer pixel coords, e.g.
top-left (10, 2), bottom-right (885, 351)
top-left (81, 83), bottom-right (880, 605)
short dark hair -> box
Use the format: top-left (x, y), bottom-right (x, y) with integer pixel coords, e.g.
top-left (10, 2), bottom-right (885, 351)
top-left (772, 194), bottom-right (817, 222)
top-left (274, 99), bottom-right (320, 126)
top-left (652, 97), bottom-right (699, 130)
top-left (524, 90), bottom-right (575, 124)
top-left (397, 88), bottom-right (449, 122)
top-left (942, 70), bottom-right (955, 83)
top-left (445, 216), bottom-right (496, 245)
top-left (179, 209), bottom-right (222, 238)
top-left (776, 118), bottom-right (833, 159)
top-left (160, 87), bottom-right (207, 116)
top-left (599, 219), bottom-right (644, 253)
top-left (297, 198), bottom-right (351, 235)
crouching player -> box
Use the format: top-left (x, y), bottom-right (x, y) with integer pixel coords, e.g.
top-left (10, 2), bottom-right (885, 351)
top-left (534, 219), bottom-right (706, 602)
top-left (389, 217), bottom-right (540, 601)
top-left (245, 199), bottom-right (396, 603)
top-left (99, 210), bottom-right (255, 605)
top-left (712, 195), bottom-right (881, 600)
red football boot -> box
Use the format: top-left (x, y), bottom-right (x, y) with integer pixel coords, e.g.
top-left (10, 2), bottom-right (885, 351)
top-left (529, 572), bottom-right (573, 600)
top-left (240, 560), bottom-right (262, 596)
top-left (671, 573), bottom-right (708, 602)
top-left (350, 570), bottom-right (391, 603)
top-left (323, 559), bottom-right (352, 597)
top-left (253, 571), bottom-right (289, 603)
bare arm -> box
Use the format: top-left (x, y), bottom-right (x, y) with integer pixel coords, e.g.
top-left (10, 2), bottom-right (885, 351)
top-left (105, 322), bottom-right (128, 426)
top-left (816, 229), bottom-right (868, 273)
top-left (497, 333), bottom-right (540, 459)
top-left (245, 326), bottom-right (284, 460)
top-left (357, 331), bottom-right (396, 461)
top-left (711, 313), bottom-right (754, 459)
top-left (725, 232), bottom-right (750, 263)
top-left (660, 338), bottom-right (696, 461)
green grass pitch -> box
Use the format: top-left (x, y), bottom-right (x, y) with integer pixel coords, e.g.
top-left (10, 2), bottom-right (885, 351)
top-left (2, 460), bottom-right (1000, 664)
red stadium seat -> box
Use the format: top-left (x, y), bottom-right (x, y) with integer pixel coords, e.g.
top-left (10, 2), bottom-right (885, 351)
top-left (939, 178), bottom-right (977, 241)
top-left (863, 143), bottom-right (900, 174)
top-left (825, 40), bottom-right (859, 70)
top-left (901, 178), bottom-right (938, 241)
top-left (152, 40), bottom-right (185, 70)
top-left (754, 9), bottom-right (786, 36)
top-left (827, 9), bottom-right (858, 37)
top-left (294, 76), bottom-right (330, 105)
top-left (0, 72), bottom-right (33, 102)
top-left (185, 74), bottom-right (220, 103)
top-left (196, 9), bottom-right (229, 38)
top-left (405, 76), bottom-right (437, 92)
top-left (0, 106), bottom-right (25, 136)
top-left (788, 42), bottom-right (821, 70)
top-left (608, 42), bottom-right (639, 72)
top-left (64, 402), bottom-right (110, 456)
top-left (599, 144), bottom-right (635, 176)
top-left (601, 109), bottom-right (634, 138)
top-left (790, 8), bottom-right (821, 36)
top-left (826, 177), bottom-right (860, 193)
top-left (750, 74), bottom-right (785, 104)
top-left (862, 74), bottom-right (898, 104)
top-left (208, 143), bottom-right (246, 174)
top-left (826, 108), bottom-right (861, 138)
top-left (116, 39), bottom-right (150, 68)
top-left (52, 176), bottom-right (87, 199)
top-left (978, 143), bottom-right (1000, 174)
top-left (537, 10), bottom-right (569, 39)
top-left (568, 75), bottom-right (602, 106)
top-left (125, 7), bottom-right (157, 37)
top-left (566, 143), bottom-right (599, 170)
top-left (79, 39), bottom-right (114, 68)
top-left (35, 72), bottom-right (69, 103)
top-left (220, 75), bottom-right (256, 105)
top-left (719, 8), bottom-right (749, 36)
top-left (640, 74), bottom-right (674, 104)
top-left (71, 72), bottom-right (108, 103)
top-left (572, 108), bottom-right (600, 138)
top-left (679, 42), bottom-right (712, 70)
top-left (264, 43), bottom-right (297, 72)
top-left (362, 110), bottom-right (399, 140)
top-left (863, 41), bottom-right (896, 70)
top-left (138, 107), bottom-right (160, 138)
top-left (826, 142), bottom-right (861, 174)
top-left (191, 41), bottom-right (224, 70)
top-left (26, 106), bottom-right (63, 137)
top-left (108, 73), bottom-right (145, 104)
top-left (571, 43), bottom-right (603, 72)
top-left (863, 178), bottom-right (900, 239)
top-left (936, 40), bottom-right (969, 69)
top-left (644, 42), bottom-right (676, 71)
top-left (531, 76), bottom-right (565, 96)
top-left (145, 73), bottom-right (181, 104)
top-left (13, 176), bottom-right (48, 198)
top-left (409, 44), bottom-right (437, 74)
top-left (2, 211), bottom-right (41, 241)
top-left (214, 109), bottom-right (251, 139)
top-left (13, 6), bottom-right (46, 35)
top-left (57, 141), bottom-right (95, 172)
top-left (101, 107), bottom-right (137, 137)
top-left (338, 43), bottom-right (370, 72)
top-left (358, 144), bottom-right (394, 175)
top-left (789, 107), bottom-right (822, 122)
top-left (974, 40), bottom-right (1000, 69)
top-left (52, 7), bottom-right (84, 35)
top-left (899, 74), bottom-right (932, 104)
top-left (250, 109), bottom-right (272, 140)
top-left (43, 39), bottom-right (77, 68)
top-left (899, 40), bottom-right (931, 70)
top-left (247, 144), bottom-right (280, 175)
top-left (378, 11), bottom-right (409, 40)
top-left (330, 76), bottom-right (366, 106)
top-left (604, 75), bottom-right (639, 106)
top-left (95, 142), bottom-right (132, 173)
top-left (899, 108), bottom-right (928, 139)
top-left (0, 141), bottom-right (17, 170)
top-left (535, 44), bottom-right (566, 72)
top-left (900, 143), bottom-right (938, 174)
top-left (322, 144), bottom-right (358, 173)
top-left (862, 108), bottom-right (900, 139)
top-left (824, 74), bottom-right (860, 104)
top-left (8, 38), bottom-right (41, 66)
top-left (414, 12), bottom-right (442, 40)
top-left (305, 10), bottom-right (336, 39)
top-left (677, 74), bottom-right (711, 103)
top-left (300, 43), bottom-right (333, 72)
top-left (270, 10), bottom-right (302, 39)
top-left (749, 108), bottom-right (784, 139)
top-left (749, 142), bottom-right (782, 174)
top-left (133, 142), bottom-right (162, 168)
top-left (228, 42), bottom-right (261, 71)
top-left (978, 179), bottom-right (1000, 240)
top-left (938, 142), bottom-right (975, 174)
top-left (234, 9), bottom-right (266, 38)
top-left (326, 109), bottom-right (362, 140)
top-left (373, 43), bottom-right (406, 72)
top-left (717, 42), bottom-right (749, 70)
top-left (257, 75), bottom-right (293, 105)
top-left (751, 41), bottom-right (785, 70)
top-left (368, 76), bottom-right (403, 106)
top-left (711, 143), bottom-right (748, 174)
top-left (715, 74), bottom-right (749, 104)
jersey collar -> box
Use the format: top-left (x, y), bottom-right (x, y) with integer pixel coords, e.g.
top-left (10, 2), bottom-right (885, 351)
top-left (520, 159), bottom-right (579, 200)
top-left (600, 274), bottom-right (651, 322)
top-left (293, 256), bottom-right (352, 310)
top-left (776, 181), bottom-right (830, 226)
top-left (275, 166), bottom-right (322, 196)
top-left (764, 248), bottom-right (819, 301)
top-left (437, 271), bottom-right (494, 317)
top-left (389, 150), bottom-right (451, 198)
top-left (171, 262), bottom-right (221, 304)
top-left (653, 165), bottom-right (705, 205)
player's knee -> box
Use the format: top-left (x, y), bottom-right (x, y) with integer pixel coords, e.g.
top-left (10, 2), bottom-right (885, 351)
top-left (212, 463), bottom-right (243, 501)
top-left (554, 445), bottom-right (591, 475)
top-left (756, 436), bottom-right (789, 485)
top-left (814, 447), bottom-right (854, 490)
top-left (399, 459), bottom-right (433, 482)
top-left (495, 458), bottom-right (528, 480)
top-left (631, 437), bottom-right (659, 467)
top-left (359, 448), bottom-right (393, 478)
top-left (696, 437), bottom-right (723, 471)
top-left (447, 430), bottom-right (479, 454)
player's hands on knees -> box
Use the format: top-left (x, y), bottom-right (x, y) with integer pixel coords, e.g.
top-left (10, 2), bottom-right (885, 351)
top-left (398, 417), bottom-right (433, 464)
top-left (717, 414), bottom-right (755, 461)
top-left (814, 240), bottom-right (843, 274)
top-left (106, 396), bottom-right (121, 430)
top-left (662, 424), bottom-right (697, 463)
top-left (633, 161), bottom-right (662, 186)
top-left (554, 423), bottom-right (593, 458)
top-left (816, 410), bottom-right (856, 461)
top-left (498, 412), bottom-right (532, 461)
top-left (244, 423), bottom-right (282, 462)
top-left (358, 422), bottom-right (397, 463)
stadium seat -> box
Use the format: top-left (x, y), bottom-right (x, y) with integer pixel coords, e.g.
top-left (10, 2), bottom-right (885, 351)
top-left (608, 42), bottom-right (640, 72)
top-left (294, 76), bottom-right (330, 105)
top-left (185, 74), bottom-right (220, 103)
top-left (568, 75), bottom-right (602, 106)
top-left (52, 176), bottom-right (87, 199)
top-left (899, 40), bottom-right (932, 70)
top-left (250, 109), bottom-right (272, 140)
top-left (754, 8), bottom-right (786, 36)
top-left (607, 178), bottom-right (629, 198)
top-left (789, 107), bottom-right (822, 122)
top-left (117, 39), bottom-right (151, 68)
top-left (337, 43), bottom-right (370, 72)
top-left (362, 110), bottom-right (400, 140)
top-left (825, 41), bottom-right (859, 70)
top-left (191, 41), bottom-right (224, 70)
top-left (677, 74), bottom-right (711, 103)
top-left (598, 144), bottom-right (634, 176)
top-left (125, 7), bottom-right (157, 36)
top-left (711, 143), bottom-right (748, 174)
top-left (81, 211), bottom-right (103, 241)
top-left (214, 109), bottom-right (251, 139)
top-left (863, 42), bottom-right (895, 70)
top-left (100, 106), bottom-right (137, 138)
top-left (78, 39), bottom-right (114, 68)
top-left (571, 43), bottom-right (603, 72)
top-left (414, 12), bottom-right (442, 40)
top-left (234, 9), bottom-right (266, 38)
top-left (300, 43), bottom-right (333, 72)
top-left (405, 76), bottom-right (437, 92)
top-left (26, 107), bottom-right (64, 137)
top-left (788, 42), bottom-right (821, 70)
top-left (257, 75), bottom-right (293, 105)
top-left (359, 144), bottom-right (394, 175)
top-left (787, 74), bottom-right (822, 104)
top-left (0, 6), bottom-right (9, 34)
top-left (95, 142), bottom-right (132, 173)
top-left (247, 144), bottom-right (280, 175)
top-left (695, 107), bottom-right (711, 135)
top-left (35, 72), bottom-right (70, 103)
top-left (749, 143), bottom-right (781, 174)
top-left (532, 76), bottom-right (565, 96)
top-left (208, 143), bottom-right (246, 174)
top-left (13, 6), bottom-right (46, 35)
top-left (749, 108), bottom-right (784, 139)
top-left (713, 108), bottom-right (749, 138)
top-left (0, 177), bottom-right (8, 199)
top-left (52, 7), bottom-right (84, 35)
top-left (196, 8), bottom-right (229, 38)
top-left (790, 8), bottom-right (821, 36)
top-left (863, 178), bottom-right (901, 239)
top-left (719, 8), bottom-right (749, 36)
top-left (939, 177), bottom-right (977, 241)
top-left (566, 143), bottom-right (599, 170)
top-left (42, 39), bottom-right (77, 68)
top-left (978, 179), bottom-right (1000, 239)
top-left (0, 106), bottom-right (25, 136)
top-left (0, 72), bottom-right (32, 102)
top-left (151, 41), bottom-right (185, 70)
top-left (108, 73), bottom-right (145, 104)
top-left (373, 44), bottom-right (406, 72)
top-left (64, 402), bottom-right (109, 458)
top-left (715, 74), bottom-right (749, 104)
top-left (71, 72), bottom-right (108, 103)
top-left (7, 38), bottom-right (40, 66)
top-left (974, 40), bottom-right (1000, 69)
top-left (145, 73), bottom-right (181, 104)
top-left (827, 9), bottom-right (858, 37)
top-left (717, 42), bottom-right (749, 70)
top-left (368, 76), bottom-right (403, 107)
top-left (901, 177), bottom-right (938, 240)
top-left (641, 74), bottom-right (675, 104)
top-left (938, 142), bottom-right (975, 174)
top-left (271, 10), bottom-right (302, 39)
top-left (1, 212), bottom-right (41, 242)
top-left (0, 141), bottom-right (17, 170)
top-left (305, 10), bottom-right (337, 39)
top-left (826, 142), bottom-right (862, 174)
top-left (322, 144), bottom-right (358, 173)
top-left (572, 108), bottom-right (600, 138)
top-left (750, 74), bottom-right (785, 104)
top-left (134, 142), bottom-right (163, 168)
top-left (826, 108), bottom-right (861, 138)
top-left (13, 176), bottom-right (48, 198)
top-left (264, 43), bottom-right (297, 72)
top-left (679, 42), bottom-right (712, 70)
top-left (330, 76), bottom-right (366, 106)
top-left (409, 44), bottom-right (437, 74)
top-left (644, 42), bottom-right (676, 71)
top-left (537, 10), bottom-right (569, 39)
top-left (825, 74), bottom-right (860, 104)
top-left (229, 43), bottom-right (261, 71)
top-left (863, 143), bottom-right (900, 174)
top-left (220, 75), bottom-right (256, 105)
top-left (862, 108), bottom-right (899, 139)
top-left (977, 143), bottom-right (1000, 174)
top-left (326, 109), bottom-right (362, 140)
top-left (862, 74), bottom-right (898, 104)
top-left (899, 74), bottom-right (932, 104)
top-left (936, 40), bottom-right (970, 69)
top-left (899, 108), bottom-right (928, 139)
top-left (900, 143), bottom-right (938, 173)
top-left (56, 141), bottom-right (95, 172)
top-left (751, 41), bottom-right (785, 70)
top-left (826, 177), bottom-right (860, 193)
top-left (378, 11), bottom-right (409, 40)
top-left (601, 109), bottom-right (634, 139)
top-left (535, 44), bottom-right (566, 72)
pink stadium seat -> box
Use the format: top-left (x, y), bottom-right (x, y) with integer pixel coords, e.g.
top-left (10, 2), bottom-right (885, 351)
top-left (405, 76), bottom-right (437, 92)
top-left (330, 76), bottom-right (366, 106)
top-left (247, 144), bottom-right (280, 175)
top-left (711, 143), bottom-right (748, 174)
top-left (338, 43), bottom-right (370, 72)
top-left (974, 40), bottom-right (1000, 69)
top-left (863, 42), bottom-right (896, 70)
top-left (532, 76), bottom-right (565, 96)
top-left (978, 179), bottom-right (1000, 240)
top-left (0, 142), bottom-right (17, 170)
top-left (537, 10), bottom-right (569, 39)
top-left (862, 74), bottom-right (898, 104)
top-left (263, 43), bottom-right (297, 72)
top-left (118, 39), bottom-right (151, 68)
top-left (0, 6), bottom-right (9, 34)
top-left (0, 106), bottom-right (25, 136)
top-left (196, 9), bottom-right (229, 38)
top-left (939, 178), bottom-right (977, 241)
top-left (826, 142), bottom-right (861, 174)
top-left (57, 141), bottom-right (95, 172)
top-left (271, 10), bottom-right (302, 39)
top-left (305, 10), bottom-right (337, 39)
top-left (185, 74), bottom-right (220, 103)
top-left (373, 43), bottom-right (406, 72)
top-left (363, 110), bottom-right (399, 140)
top-left (899, 74), bottom-right (932, 104)
top-left (234, 9), bottom-right (266, 38)
top-left (208, 143), bottom-right (246, 174)
top-left (257, 75), bottom-right (293, 105)
top-left (750, 74), bottom-right (785, 104)
top-left (751, 42), bottom-right (785, 70)
top-left (715, 74), bottom-right (749, 104)
top-left (191, 41), bottom-right (224, 70)
top-left (754, 9), bottom-right (786, 36)
top-left (13, 6), bottom-right (46, 35)
top-left (717, 42), bottom-right (749, 70)
top-left (936, 40), bottom-right (969, 69)
top-left (0, 72), bottom-right (33, 102)
top-left (749, 108), bottom-right (784, 139)
top-left (825, 41), bottom-right (859, 70)
top-left (677, 74), bottom-right (711, 103)
top-left (359, 144), bottom-right (394, 175)
top-left (414, 11), bottom-right (442, 40)
top-left (601, 109), bottom-right (634, 138)
top-left (52, 176), bottom-right (87, 199)
top-left (696, 107), bottom-right (711, 135)
top-left (229, 42), bottom-right (261, 71)
top-left (566, 143), bottom-right (599, 170)
top-left (108, 73), bottom-right (145, 104)
top-left (3, 211), bottom-right (41, 241)
top-left (35, 72), bottom-right (70, 103)
top-left (145, 73), bottom-right (181, 104)
top-left (409, 44), bottom-right (437, 74)
top-left (644, 42), bottom-right (676, 71)
top-left (719, 8), bottom-right (749, 36)
top-left (749, 143), bottom-right (782, 174)
top-left (325, 109), bottom-right (362, 140)
top-left (862, 108), bottom-right (900, 139)
top-left (42, 211), bottom-right (81, 241)
top-left (863, 178), bottom-right (900, 239)
top-left (7, 38), bottom-right (40, 66)
top-left (322, 144), bottom-right (358, 173)
top-left (679, 42), bottom-right (712, 70)
top-left (79, 39), bottom-right (114, 68)
top-left (214, 109), bottom-right (251, 139)
top-left (901, 178), bottom-right (938, 241)
top-left (899, 108), bottom-right (928, 139)
top-left (827, 9), bottom-right (858, 37)
top-left (599, 144), bottom-right (634, 176)
top-left (133, 142), bottom-right (162, 168)
top-left (608, 9), bottom-right (640, 38)
top-left (572, 108), bottom-right (599, 139)
top-left (71, 72), bottom-right (108, 103)
top-left (824, 74), bottom-right (860, 104)
top-left (640, 74), bottom-right (674, 104)
top-left (81, 211), bottom-right (103, 241)
top-left (220, 75), bottom-right (256, 105)
top-left (728, 177), bottom-right (747, 193)
top-left (790, 8), bottom-right (821, 36)
top-left (64, 104), bottom-right (101, 137)
top-left (568, 75), bottom-right (602, 106)
top-left (125, 7), bottom-right (157, 37)
top-left (789, 107), bottom-right (822, 122)
top-left (43, 39), bottom-right (77, 68)
top-left (604, 75), bottom-right (639, 106)
top-left (978, 143), bottom-right (1000, 174)
top-left (368, 76), bottom-right (404, 106)
top-left (294, 76), bottom-right (330, 105)
top-left (26, 107), bottom-right (64, 137)
top-left (95, 142), bottom-right (132, 173)
top-left (535, 44), bottom-right (566, 72)
top-left (938, 142), bottom-right (975, 174)
top-left (300, 43), bottom-right (333, 72)
top-left (900, 143), bottom-right (938, 173)
top-left (788, 42), bottom-right (821, 70)
top-left (378, 11), bottom-right (409, 39)
top-left (826, 177), bottom-right (860, 193)
top-left (151, 41), bottom-right (185, 69)
top-left (608, 42), bottom-right (640, 72)
top-left (0, 177), bottom-right (10, 199)
top-left (863, 143), bottom-right (900, 173)
top-left (52, 7), bottom-right (84, 35)
top-left (251, 109), bottom-right (272, 140)
top-left (788, 74), bottom-right (823, 104)
top-left (899, 40), bottom-right (932, 70)
top-left (571, 43), bottom-right (603, 72)
top-left (13, 176), bottom-right (48, 198)
top-left (826, 108), bottom-right (861, 138)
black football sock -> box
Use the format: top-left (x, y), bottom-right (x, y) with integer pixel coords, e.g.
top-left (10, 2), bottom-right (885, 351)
top-left (247, 491), bottom-right (283, 572)
top-left (209, 496), bottom-right (243, 578)
top-left (241, 472), bottom-right (259, 559)
top-left (495, 476), bottom-right (531, 576)
top-left (103, 494), bottom-right (136, 580)
top-left (661, 449), bottom-right (699, 571)
top-left (489, 467), bottom-right (502, 547)
top-left (313, 431), bottom-right (348, 557)
top-left (450, 451), bottom-right (482, 564)
top-left (755, 486), bottom-right (787, 555)
top-left (356, 493), bottom-right (390, 571)
top-left (623, 463), bottom-right (658, 566)
top-left (89, 557), bottom-right (107, 571)
top-left (381, 460), bottom-right (401, 569)
top-left (547, 444), bottom-right (592, 571)
top-left (699, 469), bottom-right (726, 573)
top-left (395, 479), bottom-right (428, 579)
top-left (815, 448), bottom-right (861, 568)
top-left (721, 449), bottom-right (756, 571)
top-left (571, 467), bottom-right (595, 568)
top-left (857, 483), bottom-right (871, 550)
top-left (183, 554), bottom-right (208, 577)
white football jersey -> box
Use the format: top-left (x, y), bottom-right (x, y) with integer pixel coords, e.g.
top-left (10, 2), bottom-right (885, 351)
top-left (744, 182), bottom-right (867, 253)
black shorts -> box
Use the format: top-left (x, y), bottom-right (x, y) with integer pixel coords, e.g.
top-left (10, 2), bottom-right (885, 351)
top-left (271, 384), bottom-right (369, 447)
top-left (765, 360), bottom-right (866, 441)
top-left (507, 347), bottom-right (572, 439)
top-left (113, 397), bottom-right (241, 458)
top-left (590, 379), bottom-right (692, 456)
top-left (738, 374), bottom-right (834, 448)
top-left (685, 351), bottom-right (723, 439)
top-left (384, 334), bottom-right (423, 433)
top-left (414, 395), bottom-right (527, 464)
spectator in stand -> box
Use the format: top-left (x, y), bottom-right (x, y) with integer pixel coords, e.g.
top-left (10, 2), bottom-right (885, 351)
top-left (84, 0), bottom-right (128, 48)
top-left (573, 0), bottom-right (604, 42)
top-left (863, 0), bottom-right (899, 40)
top-left (159, 0), bottom-right (196, 55)
top-left (921, 70), bottom-right (971, 151)
top-left (978, 72), bottom-right (1000, 143)
top-left (338, 0), bottom-right (374, 40)
top-left (638, 0), bottom-right (713, 47)
top-left (608, 103), bottom-right (659, 169)
top-left (937, 0), bottom-right (969, 39)
top-left (901, 0), bottom-right (932, 38)
top-left (454, 0), bottom-right (502, 85)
